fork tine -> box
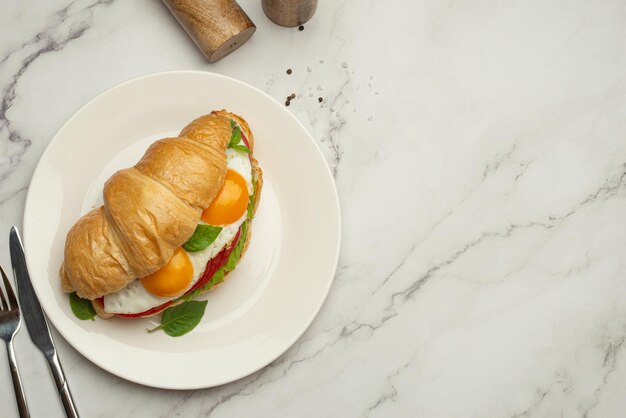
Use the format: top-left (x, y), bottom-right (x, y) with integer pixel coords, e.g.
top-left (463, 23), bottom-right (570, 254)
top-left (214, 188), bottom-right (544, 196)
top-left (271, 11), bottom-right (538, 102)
top-left (0, 277), bottom-right (7, 311)
top-left (1, 266), bottom-right (17, 310)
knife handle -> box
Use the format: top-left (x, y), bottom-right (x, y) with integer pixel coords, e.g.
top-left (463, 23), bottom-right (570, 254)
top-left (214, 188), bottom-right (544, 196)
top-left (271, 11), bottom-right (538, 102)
top-left (47, 353), bottom-right (79, 418)
top-left (6, 340), bottom-right (30, 417)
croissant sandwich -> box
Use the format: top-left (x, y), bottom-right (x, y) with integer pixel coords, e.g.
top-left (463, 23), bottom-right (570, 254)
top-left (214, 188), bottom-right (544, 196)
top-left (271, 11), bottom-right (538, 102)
top-left (60, 110), bottom-right (262, 323)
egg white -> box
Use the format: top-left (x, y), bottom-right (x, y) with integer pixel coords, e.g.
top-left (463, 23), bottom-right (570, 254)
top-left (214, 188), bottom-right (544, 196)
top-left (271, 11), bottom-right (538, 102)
top-left (104, 148), bottom-right (253, 315)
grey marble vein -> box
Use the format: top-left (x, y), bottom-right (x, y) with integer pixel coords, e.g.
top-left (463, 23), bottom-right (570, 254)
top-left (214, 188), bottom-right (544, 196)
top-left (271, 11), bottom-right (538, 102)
top-left (2, 0), bottom-right (626, 417)
top-left (580, 336), bottom-right (626, 418)
top-left (0, 0), bottom-right (114, 203)
top-left (323, 75), bottom-right (350, 176)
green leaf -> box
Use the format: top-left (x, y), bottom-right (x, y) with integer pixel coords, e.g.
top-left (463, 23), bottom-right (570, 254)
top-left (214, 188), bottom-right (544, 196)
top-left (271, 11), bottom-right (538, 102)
top-left (175, 219), bottom-right (251, 305)
top-left (247, 177), bottom-right (257, 220)
top-left (180, 288), bottom-right (200, 302)
top-left (231, 144), bottom-right (251, 154)
top-left (147, 300), bottom-right (208, 337)
top-left (210, 268), bottom-right (225, 286)
top-left (69, 292), bottom-right (96, 321)
top-left (182, 224), bottom-right (223, 252)
top-left (181, 268), bottom-right (225, 303)
top-left (247, 196), bottom-right (255, 220)
top-left (225, 246), bottom-right (240, 272)
top-left (228, 121), bottom-right (251, 154)
top-left (225, 221), bottom-right (248, 272)
top-left (228, 126), bottom-right (242, 148)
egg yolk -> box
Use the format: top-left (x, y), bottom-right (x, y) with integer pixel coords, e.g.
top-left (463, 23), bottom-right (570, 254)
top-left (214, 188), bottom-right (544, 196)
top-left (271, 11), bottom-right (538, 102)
top-left (202, 169), bottom-right (249, 225)
top-left (140, 248), bottom-right (193, 297)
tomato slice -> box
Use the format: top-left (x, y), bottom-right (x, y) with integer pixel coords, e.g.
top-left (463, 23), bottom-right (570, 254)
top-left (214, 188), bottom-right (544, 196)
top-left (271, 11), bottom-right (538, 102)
top-left (240, 131), bottom-right (250, 148)
top-left (187, 228), bottom-right (240, 294)
top-left (113, 227), bottom-right (242, 319)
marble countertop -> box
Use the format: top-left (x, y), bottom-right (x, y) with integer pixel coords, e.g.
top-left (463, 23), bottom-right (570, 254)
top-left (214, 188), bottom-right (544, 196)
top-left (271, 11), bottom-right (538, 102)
top-left (2, 0), bottom-right (626, 417)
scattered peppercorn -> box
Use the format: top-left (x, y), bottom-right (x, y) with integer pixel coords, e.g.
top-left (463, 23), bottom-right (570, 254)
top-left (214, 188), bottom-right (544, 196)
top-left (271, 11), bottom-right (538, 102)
top-left (286, 69), bottom-right (292, 75)
top-left (289, 93), bottom-right (296, 99)
top-left (285, 100), bottom-right (290, 106)
top-left (318, 97), bottom-right (323, 103)
top-left (298, 25), bottom-right (304, 31)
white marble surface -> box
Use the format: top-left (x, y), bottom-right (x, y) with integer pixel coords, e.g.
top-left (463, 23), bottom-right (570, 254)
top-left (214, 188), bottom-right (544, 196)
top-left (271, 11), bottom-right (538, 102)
top-left (2, 0), bottom-right (626, 416)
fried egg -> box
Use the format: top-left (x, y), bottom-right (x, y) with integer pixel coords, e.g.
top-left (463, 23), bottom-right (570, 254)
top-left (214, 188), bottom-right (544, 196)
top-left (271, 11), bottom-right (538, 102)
top-left (104, 148), bottom-right (253, 315)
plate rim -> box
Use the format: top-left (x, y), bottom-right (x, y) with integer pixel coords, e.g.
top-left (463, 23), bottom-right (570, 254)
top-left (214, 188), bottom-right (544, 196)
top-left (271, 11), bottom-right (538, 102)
top-left (22, 70), bottom-right (342, 389)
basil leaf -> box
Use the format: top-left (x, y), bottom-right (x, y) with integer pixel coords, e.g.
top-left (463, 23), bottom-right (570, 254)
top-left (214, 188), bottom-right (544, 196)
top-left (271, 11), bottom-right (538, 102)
top-left (228, 121), bottom-right (250, 154)
top-left (231, 144), bottom-right (251, 154)
top-left (180, 267), bottom-right (220, 301)
top-left (69, 292), bottom-right (96, 321)
top-left (228, 126), bottom-right (242, 148)
top-left (182, 224), bottom-right (222, 252)
top-left (210, 268), bottom-right (225, 286)
top-left (180, 288), bottom-right (200, 302)
top-left (225, 246), bottom-right (241, 272)
top-left (181, 266), bottom-right (226, 303)
top-left (147, 300), bottom-right (208, 336)
top-left (247, 177), bottom-right (257, 220)
top-left (225, 221), bottom-right (248, 272)
top-left (176, 220), bottom-right (249, 304)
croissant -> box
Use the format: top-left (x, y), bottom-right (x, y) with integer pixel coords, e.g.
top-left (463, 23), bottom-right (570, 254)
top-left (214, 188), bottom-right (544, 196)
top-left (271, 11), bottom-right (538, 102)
top-left (60, 110), bottom-right (262, 305)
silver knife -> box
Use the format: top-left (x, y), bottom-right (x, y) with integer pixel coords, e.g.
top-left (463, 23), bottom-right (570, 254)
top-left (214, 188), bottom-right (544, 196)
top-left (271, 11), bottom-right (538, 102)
top-left (9, 227), bottom-right (79, 418)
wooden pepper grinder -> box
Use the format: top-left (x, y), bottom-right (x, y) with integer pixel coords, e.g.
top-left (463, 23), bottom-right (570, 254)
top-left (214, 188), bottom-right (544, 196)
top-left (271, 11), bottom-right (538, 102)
top-left (163, 0), bottom-right (256, 62)
top-left (262, 0), bottom-right (317, 27)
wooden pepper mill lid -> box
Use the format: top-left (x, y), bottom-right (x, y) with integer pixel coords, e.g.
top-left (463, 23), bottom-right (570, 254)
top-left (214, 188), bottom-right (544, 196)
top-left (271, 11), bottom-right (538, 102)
top-left (262, 0), bottom-right (317, 27)
top-left (163, 0), bottom-right (256, 62)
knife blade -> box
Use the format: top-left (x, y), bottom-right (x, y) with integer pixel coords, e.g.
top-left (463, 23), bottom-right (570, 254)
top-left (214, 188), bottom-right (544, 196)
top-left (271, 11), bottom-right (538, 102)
top-left (10, 226), bottom-right (79, 418)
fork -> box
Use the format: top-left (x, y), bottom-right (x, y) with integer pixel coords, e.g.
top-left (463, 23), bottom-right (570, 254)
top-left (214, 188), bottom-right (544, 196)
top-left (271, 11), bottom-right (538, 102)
top-left (0, 265), bottom-right (29, 417)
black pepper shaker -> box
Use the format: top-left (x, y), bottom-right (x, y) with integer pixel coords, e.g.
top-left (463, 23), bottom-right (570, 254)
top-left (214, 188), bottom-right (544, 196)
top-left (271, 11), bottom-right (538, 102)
top-left (262, 0), bottom-right (317, 27)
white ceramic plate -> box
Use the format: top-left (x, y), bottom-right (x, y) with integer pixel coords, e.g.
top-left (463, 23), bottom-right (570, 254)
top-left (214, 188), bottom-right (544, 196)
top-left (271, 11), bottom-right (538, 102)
top-left (23, 71), bottom-right (341, 389)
